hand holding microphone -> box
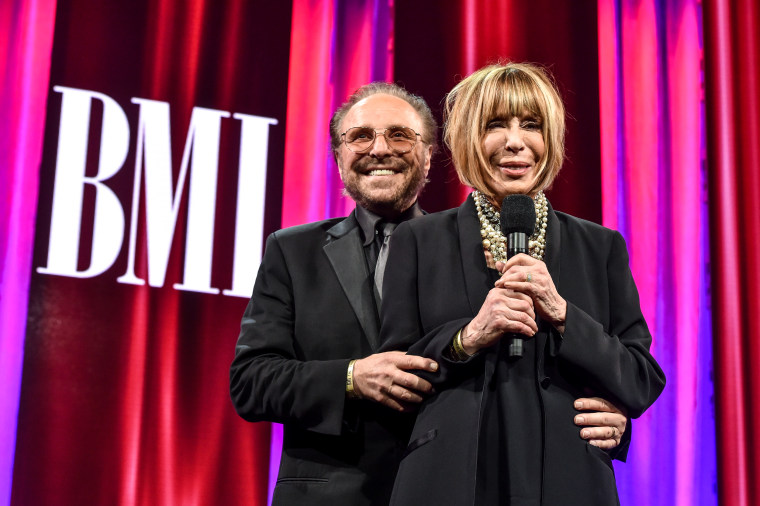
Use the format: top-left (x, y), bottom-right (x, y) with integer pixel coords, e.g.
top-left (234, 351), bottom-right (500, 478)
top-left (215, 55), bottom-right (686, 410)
top-left (499, 195), bottom-right (536, 359)
top-left (457, 195), bottom-right (539, 357)
top-left (494, 196), bottom-right (567, 341)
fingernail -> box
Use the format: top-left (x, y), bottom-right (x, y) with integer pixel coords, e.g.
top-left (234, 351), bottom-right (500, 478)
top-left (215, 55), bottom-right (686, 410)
top-left (429, 362), bottom-right (438, 371)
top-left (574, 401), bottom-right (583, 409)
top-left (575, 416), bottom-right (585, 424)
top-left (582, 430), bottom-right (589, 438)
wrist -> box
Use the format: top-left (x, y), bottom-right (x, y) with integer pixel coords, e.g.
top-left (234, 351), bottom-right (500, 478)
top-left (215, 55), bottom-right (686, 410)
top-left (346, 359), bottom-right (360, 399)
top-left (552, 300), bottom-right (567, 333)
top-left (460, 325), bottom-right (479, 355)
top-left (450, 328), bottom-right (474, 361)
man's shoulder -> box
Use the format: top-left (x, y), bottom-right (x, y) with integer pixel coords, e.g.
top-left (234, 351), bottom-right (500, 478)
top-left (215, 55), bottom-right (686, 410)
top-left (270, 217), bottom-right (348, 243)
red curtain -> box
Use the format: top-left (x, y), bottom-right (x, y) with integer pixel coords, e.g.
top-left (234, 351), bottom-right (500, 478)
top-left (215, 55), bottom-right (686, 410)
top-left (11, 1), bottom-right (291, 504)
top-left (0, 1), bottom-right (57, 504)
top-left (705, 0), bottom-right (760, 504)
top-left (282, 0), bottom-right (394, 227)
top-left (394, 0), bottom-right (604, 219)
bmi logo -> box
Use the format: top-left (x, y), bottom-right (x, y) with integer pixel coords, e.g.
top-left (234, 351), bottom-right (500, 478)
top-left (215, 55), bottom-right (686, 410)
top-left (37, 86), bottom-right (277, 298)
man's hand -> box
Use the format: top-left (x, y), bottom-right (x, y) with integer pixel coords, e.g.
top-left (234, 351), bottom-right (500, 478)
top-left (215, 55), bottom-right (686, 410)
top-left (352, 351), bottom-right (438, 412)
top-left (574, 397), bottom-right (627, 449)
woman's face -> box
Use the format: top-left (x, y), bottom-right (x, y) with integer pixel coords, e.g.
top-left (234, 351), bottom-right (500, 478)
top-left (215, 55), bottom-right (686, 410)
top-left (481, 114), bottom-right (545, 199)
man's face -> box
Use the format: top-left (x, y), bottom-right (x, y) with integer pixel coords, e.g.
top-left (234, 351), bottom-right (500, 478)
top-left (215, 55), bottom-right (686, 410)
top-left (335, 94), bottom-right (432, 217)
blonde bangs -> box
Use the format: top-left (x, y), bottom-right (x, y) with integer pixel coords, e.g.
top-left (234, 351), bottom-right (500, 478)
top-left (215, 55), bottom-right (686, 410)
top-left (480, 72), bottom-right (543, 129)
top-left (444, 63), bottom-right (566, 200)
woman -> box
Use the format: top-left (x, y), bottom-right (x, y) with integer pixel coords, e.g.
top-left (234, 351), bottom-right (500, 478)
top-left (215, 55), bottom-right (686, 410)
top-left (379, 63), bottom-right (665, 505)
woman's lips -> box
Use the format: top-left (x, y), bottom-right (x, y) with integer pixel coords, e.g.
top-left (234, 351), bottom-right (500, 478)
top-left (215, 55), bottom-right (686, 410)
top-left (498, 163), bottom-right (531, 175)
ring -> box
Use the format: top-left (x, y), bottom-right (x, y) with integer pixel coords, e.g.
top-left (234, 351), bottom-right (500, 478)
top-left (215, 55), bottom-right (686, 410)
top-left (526, 272), bottom-right (533, 283)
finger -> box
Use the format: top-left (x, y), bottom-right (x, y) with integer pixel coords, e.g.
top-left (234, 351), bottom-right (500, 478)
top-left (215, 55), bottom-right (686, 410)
top-left (394, 371), bottom-right (434, 394)
top-left (398, 353), bottom-right (439, 372)
top-left (586, 438), bottom-right (619, 450)
top-left (495, 270), bottom-right (536, 288)
top-left (386, 383), bottom-right (425, 404)
top-left (378, 395), bottom-right (409, 412)
top-left (579, 426), bottom-right (619, 443)
top-left (574, 412), bottom-right (625, 427)
top-left (494, 312), bottom-right (537, 336)
top-left (505, 308), bottom-right (538, 334)
top-left (574, 397), bottom-right (616, 413)
top-left (500, 253), bottom-right (537, 270)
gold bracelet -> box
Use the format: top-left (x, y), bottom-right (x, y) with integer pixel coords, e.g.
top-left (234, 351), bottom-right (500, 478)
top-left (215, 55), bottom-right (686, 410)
top-left (346, 359), bottom-right (359, 399)
top-left (451, 329), bottom-right (472, 361)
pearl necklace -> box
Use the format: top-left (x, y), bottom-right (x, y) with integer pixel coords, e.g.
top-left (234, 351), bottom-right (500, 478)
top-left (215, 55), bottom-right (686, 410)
top-left (473, 190), bottom-right (548, 262)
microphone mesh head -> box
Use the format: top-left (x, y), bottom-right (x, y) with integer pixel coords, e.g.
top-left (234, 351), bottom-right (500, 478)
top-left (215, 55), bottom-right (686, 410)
top-left (500, 195), bottom-right (536, 236)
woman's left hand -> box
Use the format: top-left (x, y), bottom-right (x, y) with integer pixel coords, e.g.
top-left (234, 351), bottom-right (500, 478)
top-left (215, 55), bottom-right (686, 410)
top-left (495, 253), bottom-right (567, 332)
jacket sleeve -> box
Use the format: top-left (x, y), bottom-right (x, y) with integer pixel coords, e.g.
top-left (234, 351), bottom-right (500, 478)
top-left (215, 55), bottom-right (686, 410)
top-left (553, 231), bottom-right (666, 418)
top-left (379, 223), bottom-right (481, 388)
top-left (229, 232), bottom-right (351, 436)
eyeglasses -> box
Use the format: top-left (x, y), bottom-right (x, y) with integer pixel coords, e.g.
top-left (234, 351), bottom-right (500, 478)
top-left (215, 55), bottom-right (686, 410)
top-left (340, 126), bottom-right (421, 154)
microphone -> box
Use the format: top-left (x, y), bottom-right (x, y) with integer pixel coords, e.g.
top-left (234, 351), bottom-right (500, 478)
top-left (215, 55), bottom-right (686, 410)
top-left (500, 195), bottom-right (536, 359)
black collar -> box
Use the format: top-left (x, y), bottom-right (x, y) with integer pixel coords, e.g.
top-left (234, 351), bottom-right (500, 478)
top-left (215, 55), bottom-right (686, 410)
top-left (354, 201), bottom-right (424, 246)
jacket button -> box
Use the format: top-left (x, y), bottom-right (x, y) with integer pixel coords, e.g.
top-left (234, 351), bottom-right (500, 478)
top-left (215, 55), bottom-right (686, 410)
top-left (540, 377), bottom-right (551, 389)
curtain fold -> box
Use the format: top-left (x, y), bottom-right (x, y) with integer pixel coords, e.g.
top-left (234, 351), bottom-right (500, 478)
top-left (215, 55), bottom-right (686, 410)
top-left (273, 0), bottom-right (394, 502)
top-left (6, 0), bottom-right (758, 503)
top-left (0, 2), bottom-right (57, 505)
top-left (281, 0), bottom-right (393, 228)
top-left (598, 0), bottom-right (715, 504)
top-left (10, 1), bottom-right (289, 504)
top-left (704, 0), bottom-right (760, 504)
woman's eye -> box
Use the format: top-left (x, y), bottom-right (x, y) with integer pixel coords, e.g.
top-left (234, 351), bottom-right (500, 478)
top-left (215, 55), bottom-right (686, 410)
top-left (522, 120), bottom-right (541, 130)
top-left (486, 120), bottom-right (504, 130)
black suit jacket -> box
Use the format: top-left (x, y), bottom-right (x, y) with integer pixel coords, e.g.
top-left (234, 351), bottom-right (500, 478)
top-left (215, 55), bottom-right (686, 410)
top-left (379, 196), bottom-right (666, 505)
top-left (230, 212), bottom-right (411, 506)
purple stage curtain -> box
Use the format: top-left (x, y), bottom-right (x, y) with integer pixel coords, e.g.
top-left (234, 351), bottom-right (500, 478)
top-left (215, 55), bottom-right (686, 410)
top-left (599, 0), bottom-right (716, 504)
top-left (704, 0), bottom-right (760, 504)
top-left (9, 0), bottom-right (289, 504)
top-left (0, 1), bottom-right (57, 504)
top-left (273, 0), bottom-right (394, 502)
top-left (281, 0), bottom-right (393, 227)
top-left (6, 0), bottom-right (754, 504)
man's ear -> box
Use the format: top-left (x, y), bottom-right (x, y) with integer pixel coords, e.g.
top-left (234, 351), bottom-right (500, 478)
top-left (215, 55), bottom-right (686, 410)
top-left (334, 150), bottom-right (345, 182)
top-left (423, 144), bottom-right (433, 177)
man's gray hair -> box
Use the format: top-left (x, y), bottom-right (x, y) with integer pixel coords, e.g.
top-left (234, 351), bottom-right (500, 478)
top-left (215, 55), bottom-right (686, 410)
top-left (329, 82), bottom-right (438, 152)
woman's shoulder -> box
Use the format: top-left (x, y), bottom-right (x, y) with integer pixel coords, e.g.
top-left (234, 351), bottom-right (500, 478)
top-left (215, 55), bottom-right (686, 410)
top-left (415, 207), bottom-right (459, 225)
top-left (396, 207), bottom-right (460, 242)
top-left (554, 211), bottom-right (628, 257)
top-left (555, 211), bottom-right (620, 238)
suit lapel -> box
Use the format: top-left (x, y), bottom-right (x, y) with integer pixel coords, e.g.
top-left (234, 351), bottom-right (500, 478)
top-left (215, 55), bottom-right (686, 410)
top-left (544, 204), bottom-right (562, 293)
top-left (457, 195), bottom-right (494, 316)
top-left (538, 204), bottom-right (562, 356)
top-left (324, 214), bottom-right (381, 350)
top-left (457, 197), bottom-right (563, 356)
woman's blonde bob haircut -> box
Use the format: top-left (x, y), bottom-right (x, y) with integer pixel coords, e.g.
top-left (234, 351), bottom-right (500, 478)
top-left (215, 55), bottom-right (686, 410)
top-left (443, 62), bottom-right (566, 200)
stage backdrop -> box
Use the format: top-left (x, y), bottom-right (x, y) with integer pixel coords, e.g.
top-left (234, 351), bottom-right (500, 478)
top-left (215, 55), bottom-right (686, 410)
top-left (9, 0), bottom-right (759, 505)
top-left (12, 0), bottom-right (290, 504)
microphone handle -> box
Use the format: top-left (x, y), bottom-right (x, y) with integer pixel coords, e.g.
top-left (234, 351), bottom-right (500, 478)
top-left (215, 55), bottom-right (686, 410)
top-left (506, 232), bottom-right (529, 359)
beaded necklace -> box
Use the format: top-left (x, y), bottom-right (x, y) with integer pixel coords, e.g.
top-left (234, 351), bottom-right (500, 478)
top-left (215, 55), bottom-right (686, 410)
top-left (473, 190), bottom-right (548, 262)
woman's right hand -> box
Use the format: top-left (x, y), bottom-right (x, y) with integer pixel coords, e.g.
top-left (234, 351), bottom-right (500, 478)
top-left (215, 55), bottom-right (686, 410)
top-left (460, 287), bottom-right (538, 355)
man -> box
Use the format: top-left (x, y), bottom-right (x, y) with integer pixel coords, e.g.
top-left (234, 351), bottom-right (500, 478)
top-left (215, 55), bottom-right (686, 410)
top-left (230, 83), bottom-right (628, 506)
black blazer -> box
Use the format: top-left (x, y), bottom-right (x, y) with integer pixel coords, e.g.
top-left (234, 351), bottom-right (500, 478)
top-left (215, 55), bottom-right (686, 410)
top-left (379, 196), bottom-right (666, 505)
top-left (230, 212), bottom-right (411, 506)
